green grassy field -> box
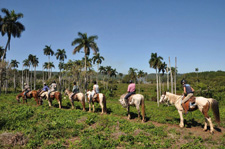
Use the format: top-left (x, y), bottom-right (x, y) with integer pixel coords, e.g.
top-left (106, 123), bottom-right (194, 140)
top-left (0, 88), bottom-right (225, 148)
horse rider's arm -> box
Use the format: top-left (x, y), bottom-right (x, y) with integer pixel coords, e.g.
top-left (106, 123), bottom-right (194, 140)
top-left (183, 86), bottom-right (186, 94)
top-left (191, 87), bottom-right (195, 92)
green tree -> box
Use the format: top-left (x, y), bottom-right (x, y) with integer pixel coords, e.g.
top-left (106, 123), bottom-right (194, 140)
top-left (92, 53), bottom-right (104, 83)
top-left (43, 45), bottom-right (54, 79)
top-left (0, 8), bottom-right (25, 61)
top-left (32, 56), bottom-right (39, 90)
top-left (149, 52), bottom-right (163, 106)
top-left (137, 70), bottom-right (145, 93)
top-left (55, 48), bottom-right (67, 91)
top-left (10, 59), bottom-right (19, 92)
top-left (72, 32), bottom-right (99, 99)
top-left (128, 67), bottom-right (137, 82)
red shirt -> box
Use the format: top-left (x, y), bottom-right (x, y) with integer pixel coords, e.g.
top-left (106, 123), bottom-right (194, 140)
top-left (127, 83), bottom-right (135, 92)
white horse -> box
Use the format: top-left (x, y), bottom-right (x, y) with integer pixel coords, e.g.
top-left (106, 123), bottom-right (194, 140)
top-left (119, 93), bottom-right (145, 122)
top-left (160, 92), bottom-right (220, 133)
top-left (64, 89), bottom-right (86, 111)
top-left (86, 91), bottom-right (107, 114)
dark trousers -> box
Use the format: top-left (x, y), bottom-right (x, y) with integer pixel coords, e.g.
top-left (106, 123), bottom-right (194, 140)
top-left (124, 92), bottom-right (135, 99)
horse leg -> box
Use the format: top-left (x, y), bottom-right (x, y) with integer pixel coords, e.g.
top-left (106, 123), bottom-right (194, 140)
top-left (178, 110), bottom-right (184, 128)
top-left (127, 106), bottom-right (131, 120)
top-left (207, 117), bottom-right (214, 134)
top-left (136, 105), bottom-right (140, 120)
top-left (48, 98), bottom-right (52, 107)
top-left (100, 102), bottom-right (104, 114)
top-left (81, 101), bottom-right (86, 111)
top-left (203, 118), bottom-right (208, 131)
top-left (202, 104), bottom-right (214, 133)
top-left (92, 102), bottom-right (95, 112)
top-left (58, 100), bottom-right (61, 109)
top-left (71, 99), bottom-right (74, 109)
top-left (89, 103), bottom-right (92, 112)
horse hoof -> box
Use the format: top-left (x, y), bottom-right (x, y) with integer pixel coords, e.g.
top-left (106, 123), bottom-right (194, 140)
top-left (203, 128), bottom-right (207, 131)
top-left (210, 131), bottom-right (214, 134)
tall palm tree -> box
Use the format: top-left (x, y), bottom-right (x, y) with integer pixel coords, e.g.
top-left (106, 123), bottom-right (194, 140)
top-left (32, 56), bottom-right (39, 90)
top-left (49, 62), bottom-right (55, 77)
top-left (137, 70), bottom-right (145, 93)
top-left (43, 45), bottom-right (54, 79)
top-left (10, 59), bottom-right (19, 92)
top-left (158, 61), bottom-right (167, 96)
top-left (0, 8), bottom-right (25, 61)
top-left (99, 66), bottom-right (107, 88)
top-left (23, 59), bottom-right (30, 85)
top-left (72, 32), bottom-right (99, 99)
top-left (149, 52), bottom-right (163, 107)
top-left (43, 62), bottom-right (49, 81)
top-left (128, 67), bottom-right (137, 82)
top-left (55, 48), bottom-right (67, 92)
top-left (92, 53), bottom-right (104, 83)
top-left (0, 46), bottom-right (5, 60)
top-left (28, 54), bottom-right (34, 89)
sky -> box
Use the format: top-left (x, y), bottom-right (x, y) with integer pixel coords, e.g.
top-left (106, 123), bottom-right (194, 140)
top-left (1, 0), bottom-right (225, 74)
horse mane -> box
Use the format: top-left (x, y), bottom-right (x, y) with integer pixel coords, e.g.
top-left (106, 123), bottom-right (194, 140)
top-left (166, 92), bottom-right (181, 104)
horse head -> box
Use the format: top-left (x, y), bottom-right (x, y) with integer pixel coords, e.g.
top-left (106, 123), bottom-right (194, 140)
top-left (119, 97), bottom-right (127, 108)
top-left (159, 92), bottom-right (168, 103)
top-left (64, 89), bottom-right (69, 96)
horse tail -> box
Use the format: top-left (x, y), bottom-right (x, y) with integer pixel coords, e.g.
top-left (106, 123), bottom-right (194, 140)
top-left (141, 95), bottom-right (145, 122)
top-left (103, 94), bottom-right (107, 113)
top-left (208, 98), bottom-right (220, 124)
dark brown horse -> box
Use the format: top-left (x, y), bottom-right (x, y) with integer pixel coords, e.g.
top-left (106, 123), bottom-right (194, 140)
top-left (16, 90), bottom-right (41, 105)
top-left (39, 91), bottom-right (62, 109)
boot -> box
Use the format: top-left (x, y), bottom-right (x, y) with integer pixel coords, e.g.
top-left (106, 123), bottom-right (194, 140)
top-left (182, 103), bottom-right (188, 114)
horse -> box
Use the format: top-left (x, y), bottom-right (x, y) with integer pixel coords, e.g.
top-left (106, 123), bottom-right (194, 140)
top-left (16, 90), bottom-right (41, 105)
top-left (39, 91), bottom-right (62, 109)
top-left (119, 93), bottom-right (145, 122)
top-left (159, 92), bottom-right (220, 134)
top-left (86, 91), bottom-right (107, 114)
top-left (64, 89), bottom-right (86, 111)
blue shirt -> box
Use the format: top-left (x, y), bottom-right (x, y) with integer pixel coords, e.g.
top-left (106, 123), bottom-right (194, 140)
top-left (42, 85), bottom-right (49, 91)
top-left (184, 84), bottom-right (193, 94)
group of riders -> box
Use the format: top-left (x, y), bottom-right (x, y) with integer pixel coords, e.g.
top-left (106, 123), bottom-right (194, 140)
top-left (23, 77), bottom-right (194, 114)
top-left (22, 80), bottom-right (100, 104)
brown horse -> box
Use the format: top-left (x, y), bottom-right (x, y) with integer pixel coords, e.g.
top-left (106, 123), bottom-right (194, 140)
top-left (39, 91), bottom-right (62, 109)
top-left (16, 90), bottom-right (40, 105)
top-left (86, 91), bottom-right (107, 114)
top-left (64, 89), bottom-right (86, 111)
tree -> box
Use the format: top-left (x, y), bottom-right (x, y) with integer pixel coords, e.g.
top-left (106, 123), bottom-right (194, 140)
top-left (55, 48), bottom-right (67, 92)
top-left (72, 32), bottom-right (99, 100)
top-left (137, 70), bottom-right (145, 93)
top-left (128, 67), bottom-right (137, 82)
top-left (28, 54), bottom-right (34, 90)
top-left (0, 8), bottom-right (25, 61)
top-left (99, 66), bottom-right (107, 88)
top-left (10, 59), bottom-right (19, 92)
top-left (149, 52), bottom-right (163, 107)
top-left (43, 45), bottom-right (54, 79)
top-left (92, 53), bottom-right (104, 83)
top-left (195, 68), bottom-right (199, 79)
top-left (23, 59), bottom-right (30, 85)
top-left (32, 56), bottom-right (39, 90)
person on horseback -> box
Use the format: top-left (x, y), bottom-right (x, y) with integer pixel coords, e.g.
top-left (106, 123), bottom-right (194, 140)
top-left (48, 80), bottom-right (57, 99)
top-left (23, 83), bottom-right (30, 99)
top-left (124, 80), bottom-right (136, 106)
top-left (181, 79), bottom-right (195, 114)
top-left (89, 81), bottom-right (99, 104)
top-left (70, 81), bottom-right (79, 99)
top-left (39, 82), bottom-right (49, 97)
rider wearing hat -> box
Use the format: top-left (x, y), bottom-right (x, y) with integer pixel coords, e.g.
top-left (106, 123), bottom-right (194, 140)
top-left (70, 81), bottom-right (79, 99)
top-left (181, 79), bottom-right (195, 114)
top-left (89, 81), bottom-right (99, 104)
top-left (124, 80), bottom-right (136, 106)
top-left (23, 83), bottom-right (30, 98)
top-left (48, 80), bottom-right (57, 99)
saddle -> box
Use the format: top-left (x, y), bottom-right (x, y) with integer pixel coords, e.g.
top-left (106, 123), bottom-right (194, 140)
top-left (24, 91), bottom-right (32, 98)
top-left (181, 95), bottom-right (196, 113)
top-left (125, 94), bottom-right (135, 105)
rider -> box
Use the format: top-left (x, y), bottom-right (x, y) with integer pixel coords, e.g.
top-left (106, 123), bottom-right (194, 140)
top-left (48, 80), bottom-right (57, 99)
top-left (124, 80), bottom-right (136, 105)
top-left (181, 79), bottom-right (195, 114)
top-left (70, 81), bottom-right (79, 99)
top-left (23, 83), bottom-right (30, 99)
top-left (39, 82), bottom-right (49, 97)
top-left (89, 81), bottom-right (99, 103)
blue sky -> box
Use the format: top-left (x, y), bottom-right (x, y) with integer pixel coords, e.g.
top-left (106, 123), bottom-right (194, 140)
top-left (1, 0), bottom-right (225, 74)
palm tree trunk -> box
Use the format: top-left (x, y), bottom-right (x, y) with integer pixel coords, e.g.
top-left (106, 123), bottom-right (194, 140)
top-left (85, 54), bottom-right (87, 101)
top-left (174, 57), bottom-right (177, 94)
top-left (167, 67), bottom-right (169, 91)
top-left (34, 67), bottom-right (36, 90)
top-left (156, 69), bottom-right (159, 107)
top-left (48, 55), bottom-right (50, 79)
top-left (14, 70), bottom-right (16, 92)
top-left (169, 57), bottom-right (173, 93)
top-left (22, 65), bottom-right (24, 91)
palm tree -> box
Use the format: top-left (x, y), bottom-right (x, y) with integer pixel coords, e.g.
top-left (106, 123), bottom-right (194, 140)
top-left (0, 46), bottom-right (5, 60)
top-left (137, 70), bottom-right (145, 93)
top-left (55, 48), bottom-right (67, 92)
top-left (49, 62), bottom-right (55, 77)
top-left (43, 62), bottom-right (49, 81)
top-left (149, 52), bottom-right (163, 107)
top-left (28, 54), bottom-right (34, 89)
top-left (32, 56), bottom-right (39, 90)
top-left (195, 68), bottom-right (199, 79)
top-left (92, 53), bottom-right (104, 83)
top-left (72, 32), bottom-right (99, 99)
top-left (23, 59), bottom-right (30, 85)
top-left (10, 59), bottom-right (19, 92)
top-left (99, 66), bottom-right (107, 88)
top-left (43, 45), bottom-right (54, 79)
top-left (0, 8), bottom-right (25, 61)
top-left (128, 67), bottom-right (138, 82)
top-left (158, 61), bottom-right (167, 96)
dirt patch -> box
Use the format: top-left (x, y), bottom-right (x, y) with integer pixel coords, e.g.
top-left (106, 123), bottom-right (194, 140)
top-left (0, 132), bottom-right (28, 146)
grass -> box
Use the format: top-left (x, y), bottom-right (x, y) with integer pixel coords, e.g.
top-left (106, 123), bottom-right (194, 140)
top-left (0, 84), bottom-right (225, 148)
